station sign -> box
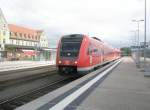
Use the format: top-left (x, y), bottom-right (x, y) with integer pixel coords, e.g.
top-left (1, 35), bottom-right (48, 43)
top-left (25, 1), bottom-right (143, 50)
top-left (140, 42), bottom-right (149, 48)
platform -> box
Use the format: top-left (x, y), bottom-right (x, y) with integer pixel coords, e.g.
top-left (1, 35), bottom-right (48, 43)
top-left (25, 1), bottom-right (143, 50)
top-left (0, 60), bottom-right (56, 83)
top-left (73, 57), bottom-right (150, 110)
top-left (0, 60), bottom-right (55, 73)
top-left (16, 57), bottom-right (150, 110)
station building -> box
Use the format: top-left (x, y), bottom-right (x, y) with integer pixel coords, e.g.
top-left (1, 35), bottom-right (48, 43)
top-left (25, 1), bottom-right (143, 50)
top-left (0, 9), bottom-right (10, 61)
top-left (0, 9), bottom-right (56, 61)
top-left (6, 24), bottom-right (49, 60)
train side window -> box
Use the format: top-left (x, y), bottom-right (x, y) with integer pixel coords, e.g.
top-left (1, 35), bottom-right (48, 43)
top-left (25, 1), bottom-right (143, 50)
top-left (87, 43), bottom-right (92, 55)
top-left (93, 49), bottom-right (98, 53)
top-left (87, 48), bottom-right (93, 55)
top-left (92, 48), bottom-right (99, 56)
top-left (87, 48), bottom-right (90, 55)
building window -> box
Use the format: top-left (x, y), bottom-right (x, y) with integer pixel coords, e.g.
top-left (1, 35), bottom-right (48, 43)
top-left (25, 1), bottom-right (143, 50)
top-left (3, 31), bottom-right (6, 36)
top-left (16, 40), bottom-right (19, 45)
top-left (15, 32), bottom-right (17, 36)
top-left (22, 40), bottom-right (23, 45)
top-left (11, 32), bottom-right (15, 36)
top-left (10, 39), bottom-right (14, 44)
top-left (34, 42), bottom-right (36, 46)
top-left (24, 34), bottom-right (26, 38)
top-left (3, 24), bottom-right (5, 27)
top-left (28, 34), bottom-right (31, 39)
top-left (20, 33), bottom-right (22, 38)
top-left (11, 39), bottom-right (14, 44)
top-left (19, 40), bottom-right (21, 45)
top-left (29, 41), bottom-right (32, 46)
top-left (3, 39), bottom-right (5, 44)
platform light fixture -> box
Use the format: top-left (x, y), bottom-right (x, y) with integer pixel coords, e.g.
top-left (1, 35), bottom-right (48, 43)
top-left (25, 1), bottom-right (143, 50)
top-left (130, 30), bottom-right (137, 46)
top-left (132, 19), bottom-right (144, 68)
top-left (143, 0), bottom-right (147, 72)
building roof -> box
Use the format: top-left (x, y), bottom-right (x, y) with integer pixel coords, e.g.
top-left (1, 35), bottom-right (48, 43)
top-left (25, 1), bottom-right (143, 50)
top-left (8, 24), bottom-right (45, 41)
top-left (8, 24), bottom-right (41, 36)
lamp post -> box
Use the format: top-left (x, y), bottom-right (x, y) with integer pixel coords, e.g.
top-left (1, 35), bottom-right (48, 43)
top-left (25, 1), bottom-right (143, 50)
top-left (130, 30), bottom-right (137, 46)
top-left (144, 0), bottom-right (147, 70)
top-left (132, 19), bottom-right (144, 67)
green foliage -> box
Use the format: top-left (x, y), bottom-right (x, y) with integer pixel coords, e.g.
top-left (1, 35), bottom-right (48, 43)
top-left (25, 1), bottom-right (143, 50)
top-left (121, 47), bottom-right (131, 56)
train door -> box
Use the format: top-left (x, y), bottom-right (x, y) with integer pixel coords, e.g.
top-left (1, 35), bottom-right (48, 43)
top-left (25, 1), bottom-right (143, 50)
top-left (100, 48), bottom-right (104, 63)
top-left (101, 45), bottom-right (105, 62)
top-left (87, 43), bottom-right (93, 66)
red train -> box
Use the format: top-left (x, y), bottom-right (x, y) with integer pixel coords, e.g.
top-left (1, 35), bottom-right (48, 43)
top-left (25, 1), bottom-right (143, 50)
top-left (56, 34), bottom-right (120, 75)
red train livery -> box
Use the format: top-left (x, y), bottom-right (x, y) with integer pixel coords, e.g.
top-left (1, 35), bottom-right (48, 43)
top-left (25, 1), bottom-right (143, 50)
top-left (56, 34), bottom-right (120, 75)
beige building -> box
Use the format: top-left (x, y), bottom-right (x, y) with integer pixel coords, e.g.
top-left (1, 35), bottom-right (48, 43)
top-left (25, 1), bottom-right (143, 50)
top-left (38, 31), bottom-right (48, 48)
top-left (6, 24), bottom-right (49, 60)
top-left (8, 24), bottom-right (40, 47)
top-left (0, 9), bottom-right (10, 60)
top-left (0, 10), bottom-right (50, 61)
top-left (0, 8), bottom-right (53, 61)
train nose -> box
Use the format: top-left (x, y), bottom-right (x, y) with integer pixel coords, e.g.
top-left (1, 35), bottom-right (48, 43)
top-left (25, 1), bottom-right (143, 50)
top-left (64, 60), bottom-right (70, 65)
top-left (59, 60), bottom-right (78, 66)
top-left (74, 61), bottom-right (78, 64)
top-left (58, 60), bottom-right (62, 64)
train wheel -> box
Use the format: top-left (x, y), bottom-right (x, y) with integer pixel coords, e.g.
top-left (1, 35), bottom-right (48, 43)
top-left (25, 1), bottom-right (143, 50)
top-left (57, 67), bottom-right (65, 75)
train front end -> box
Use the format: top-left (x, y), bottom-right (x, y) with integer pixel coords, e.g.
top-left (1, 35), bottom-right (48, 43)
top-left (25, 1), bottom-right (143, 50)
top-left (56, 34), bottom-right (84, 75)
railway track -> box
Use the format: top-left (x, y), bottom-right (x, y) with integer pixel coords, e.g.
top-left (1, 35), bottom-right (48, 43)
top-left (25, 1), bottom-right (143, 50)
top-left (0, 70), bottom-right (57, 89)
top-left (0, 64), bottom-right (56, 90)
top-left (0, 60), bottom-right (117, 110)
top-left (0, 77), bottom-right (76, 110)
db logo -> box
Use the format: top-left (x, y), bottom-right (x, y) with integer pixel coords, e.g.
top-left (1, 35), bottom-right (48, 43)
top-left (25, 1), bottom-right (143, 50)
top-left (65, 60), bottom-right (70, 65)
top-left (67, 53), bottom-right (71, 56)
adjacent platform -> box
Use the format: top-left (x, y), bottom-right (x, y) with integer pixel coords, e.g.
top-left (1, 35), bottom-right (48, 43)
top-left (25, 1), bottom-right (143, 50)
top-left (16, 57), bottom-right (150, 110)
top-left (0, 61), bottom-right (55, 72)
top-left (0, 61), bottom-right (56, 83)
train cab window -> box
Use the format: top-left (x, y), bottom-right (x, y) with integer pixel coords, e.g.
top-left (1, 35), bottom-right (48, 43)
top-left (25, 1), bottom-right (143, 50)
top-left (61, 42), bottom-right (81, 52)
top-left (60, 34), bottom-right (83, 57)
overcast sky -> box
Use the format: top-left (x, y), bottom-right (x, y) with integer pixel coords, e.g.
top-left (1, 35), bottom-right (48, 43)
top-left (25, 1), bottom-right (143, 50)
top-left (0, 0), bottom-right (149, 48)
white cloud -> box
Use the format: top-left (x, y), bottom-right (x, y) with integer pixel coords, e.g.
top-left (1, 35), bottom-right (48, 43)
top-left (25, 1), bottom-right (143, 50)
top-left (0, 0), bottom-right (149, 48)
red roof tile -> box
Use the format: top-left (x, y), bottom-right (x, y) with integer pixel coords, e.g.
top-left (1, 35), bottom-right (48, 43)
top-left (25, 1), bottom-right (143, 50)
top-left (8, 24), bottom-right (42, 36)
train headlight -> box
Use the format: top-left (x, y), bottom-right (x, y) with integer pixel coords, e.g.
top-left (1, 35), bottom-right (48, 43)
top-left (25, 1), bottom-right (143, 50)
top-left (74, 61), bottom-right (78, 64)
top-left (59, 61), bottom-right (62, 64)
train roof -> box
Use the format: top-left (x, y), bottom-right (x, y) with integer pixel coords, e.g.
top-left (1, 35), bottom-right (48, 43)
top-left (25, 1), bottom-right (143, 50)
top-left (61, 34), bottom-right (84, 42)
top-left (62, 34), bottom-right (84, 38)
top-left (91, 37), bottom-right (102, 42)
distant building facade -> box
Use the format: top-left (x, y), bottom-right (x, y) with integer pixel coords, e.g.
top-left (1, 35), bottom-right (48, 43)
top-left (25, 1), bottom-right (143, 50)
top-left (0, 9), bottom-right (10, 60)
top-left (0, 9), bottom-right (51, 61)
top-left (8, 24), bottom-right (40, 48)
top-left (37, 30), bottom-right (48, 48)
top-left (6, 24), bottom-right (48, 60)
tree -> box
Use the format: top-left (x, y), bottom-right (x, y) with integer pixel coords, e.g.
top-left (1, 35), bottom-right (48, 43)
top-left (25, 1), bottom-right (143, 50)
top-left (121, 47), bottom-right (131, 56)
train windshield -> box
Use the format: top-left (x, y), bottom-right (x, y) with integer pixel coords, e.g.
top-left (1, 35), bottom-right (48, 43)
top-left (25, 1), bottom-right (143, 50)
top-left (61, 42), bottom-right (81, 52)
top-left (60, 34), bottom-right (83, 57)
